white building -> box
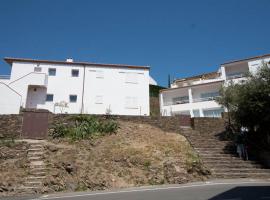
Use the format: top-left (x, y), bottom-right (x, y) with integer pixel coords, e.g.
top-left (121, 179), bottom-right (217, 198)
top-left (0, 57), bottom-right (150, 115)
top-left (160, 54), bottom-right (270, 118)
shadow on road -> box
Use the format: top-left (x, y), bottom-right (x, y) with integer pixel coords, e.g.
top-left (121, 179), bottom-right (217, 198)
top-left (208, 186), bottom-right (270, 200)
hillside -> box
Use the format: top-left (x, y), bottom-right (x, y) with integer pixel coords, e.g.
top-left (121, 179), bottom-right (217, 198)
top-left (43, 120), bottom-right (209, 193)
top-left (0, 119), bottom-right (209, 196)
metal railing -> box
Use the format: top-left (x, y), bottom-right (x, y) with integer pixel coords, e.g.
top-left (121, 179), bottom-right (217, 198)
top-left (192, 96), bottom-right (220, 103)
top-left (164, 99), bottom-right (190, 106)
top-left (226, 73), bottom-right (246, 80)
top-left (0, 75), bottom-right (11, 80)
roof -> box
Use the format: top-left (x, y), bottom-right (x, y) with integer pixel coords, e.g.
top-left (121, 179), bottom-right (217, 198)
top-left (174, 71), bottom-right (219, 83)
top-left (4, 57), bottom-right (150, 70)
top-left (221, 53), bottom-right (270, 65)
top-left (160, 79), bottom-right (224, 93)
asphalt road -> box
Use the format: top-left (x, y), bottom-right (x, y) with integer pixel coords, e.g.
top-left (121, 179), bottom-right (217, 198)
top-left (3, 179), bottom-right (270, 200)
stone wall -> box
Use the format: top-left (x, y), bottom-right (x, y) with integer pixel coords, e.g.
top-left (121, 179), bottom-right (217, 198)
top-left (49, 114), bottom-right (192, 133)
top-left (0, 114), bottom-right (23, 139)
top-left (191, 117), bottom-right (226, 135)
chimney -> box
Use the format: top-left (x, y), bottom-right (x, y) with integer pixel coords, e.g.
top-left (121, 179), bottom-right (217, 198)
top-left (66, 58), bottom-right (73, 62)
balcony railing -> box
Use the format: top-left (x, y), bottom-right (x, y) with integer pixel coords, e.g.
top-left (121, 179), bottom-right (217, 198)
top-left (193, 96), bottom-right (220, 103)
top-left (0, 75), bottom-right (11, 80)
top-left (226, 73), bottom-right (246, 80)
top-left (164, 99), bottom-right (190, 106)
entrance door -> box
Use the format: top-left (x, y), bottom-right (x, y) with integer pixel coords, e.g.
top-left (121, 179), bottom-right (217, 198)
top-left (22, 110), bottom-right (49, 139)
top-left (26, 87), bottom-right (46, 109)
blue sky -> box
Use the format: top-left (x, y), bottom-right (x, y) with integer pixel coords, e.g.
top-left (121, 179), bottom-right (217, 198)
top-left (0, 0), bottom-right (270, 87)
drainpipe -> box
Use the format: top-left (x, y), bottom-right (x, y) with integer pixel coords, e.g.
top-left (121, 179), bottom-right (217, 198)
top-left (81, 65), bottom-right (86, 114)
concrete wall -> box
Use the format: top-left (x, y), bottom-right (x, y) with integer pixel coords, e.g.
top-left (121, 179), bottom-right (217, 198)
top-left (0, 83), bottom-right (21, 114)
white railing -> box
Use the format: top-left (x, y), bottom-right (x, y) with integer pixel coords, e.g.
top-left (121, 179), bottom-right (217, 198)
top-left (0, 75), bottom-right (11, 80)
top-left (193, 96), bottom-right (220, 103)
top-left (9, 72), bottom-right (48, 87)
top-left (226, 73), bottom-right (246, 80)
top-left (164, 99), bottom-right (190, 106)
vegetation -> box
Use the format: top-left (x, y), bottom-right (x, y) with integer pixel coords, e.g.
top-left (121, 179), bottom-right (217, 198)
top-left (50, 115), bottom-right (119, 140)
top-left (216, 63), bottom-right (270, 149)
top-left (149, 85), bottom-right (166, 97)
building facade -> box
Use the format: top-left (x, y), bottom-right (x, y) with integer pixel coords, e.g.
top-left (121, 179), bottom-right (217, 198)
top-left (160, 54), bottom-right (270, 118)
top-left (0, 58), bottom-right (150, 115)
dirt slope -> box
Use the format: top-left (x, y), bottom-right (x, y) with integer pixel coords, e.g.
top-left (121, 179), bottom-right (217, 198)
top-left (43, 120), bottom-right (209, 193)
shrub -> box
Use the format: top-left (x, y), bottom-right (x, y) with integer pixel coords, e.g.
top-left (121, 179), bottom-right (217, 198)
top-left (50, 115), bottom-right (119, 140)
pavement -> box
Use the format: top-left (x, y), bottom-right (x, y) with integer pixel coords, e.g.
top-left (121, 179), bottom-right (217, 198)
top-left (2, 179), bottom-right (270, 200)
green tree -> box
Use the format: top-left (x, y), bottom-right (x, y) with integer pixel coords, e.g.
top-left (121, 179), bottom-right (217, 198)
top-left (217, 63), bottom-right (270, 149)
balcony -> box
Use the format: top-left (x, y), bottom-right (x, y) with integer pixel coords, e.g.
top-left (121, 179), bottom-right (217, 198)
top-left (226, 73), bottom-right (246, 80)
top-left (193, 96), bottom-right (220, 103)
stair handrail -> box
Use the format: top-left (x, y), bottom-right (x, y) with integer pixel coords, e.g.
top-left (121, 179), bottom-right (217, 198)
top-left (0, 82), bottom-right (22, 106)
top-left (8, 72), bottom-right (47, 85)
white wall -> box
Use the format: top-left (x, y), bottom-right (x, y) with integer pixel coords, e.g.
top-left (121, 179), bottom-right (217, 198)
top-left (0, 61), bottom-right (150, 115)
top-left (83, 67), bottom-right (149, 115)
top-left (0, 83), bottom-right (21, 114)
top-left (248, 57), bottom-right (270, 74)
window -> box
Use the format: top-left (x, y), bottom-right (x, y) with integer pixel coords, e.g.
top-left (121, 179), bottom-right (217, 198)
top-left (46, 94), bottom-right (54, 102)
top-left (48, 68), bottom-right (56, 76)
top-left (69, 95), bottom-right (77, 103)
top-left (95, 95), bottom-right (103, 104)
top-left (125, 73), bottom-right (138, 84)
top-left (71, 69), bottom-right (79, 77)
top-left (200, 91), bottom-right (220, 100)
top-left (203, 108), bottom-right (224, 118)
top-left (172, 96), bottom-right (189, 104)
top-left (125, 97), bottom-right (138, 109)
top-left (34, 67), bottom-right (42, 72)
top-left (96, 70), bottom-right (104, 78)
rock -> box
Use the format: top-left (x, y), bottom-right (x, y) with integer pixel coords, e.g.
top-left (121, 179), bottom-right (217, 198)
top-left (48, 145), bottom-right (58, 152)
top-left (163, 160), bottom-right (189, 184)
top-left (63, 163), bottom-right (75, 174)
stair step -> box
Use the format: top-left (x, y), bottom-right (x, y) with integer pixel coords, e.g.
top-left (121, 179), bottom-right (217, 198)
top-left (28, 151), bottom-right (44, 155)
top-left (205, 163), bottom-right (264, 168)
top-left (28, 148), bottom-right (44, 152)
top-left (30, 171), bottom-right (46, 176)
top-left (27, 176), bottom-right (46, 180)
top-left (211, 168), bottom-right (270, 173)
top-left (213, 172), bottom-right (270, 178)
top-left (24, 181), bottom-right (43, 186)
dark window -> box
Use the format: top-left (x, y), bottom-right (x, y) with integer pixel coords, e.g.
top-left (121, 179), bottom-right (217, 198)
top-left (71, 69), bottom-right (79, 77)
top-left (69, 95), bottom-right (77, 103)
top-left (46, 94), bottom-right (54, 102)
top-left (34, 67), bottom-right (42, 72)
top-left (48, 68), bottom-right (56, 76)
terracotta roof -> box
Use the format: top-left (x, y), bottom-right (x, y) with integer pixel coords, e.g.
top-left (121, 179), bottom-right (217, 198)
top-left (4, 57), bottom-right (150, 70)
top-left (174, 71), bottom-right (219, 83)
top-left (221, 53), bottom-right (270, 65)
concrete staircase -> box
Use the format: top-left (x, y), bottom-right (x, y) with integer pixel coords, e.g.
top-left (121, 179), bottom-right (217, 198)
top-left (181, 127), bottom-right (270, 179)
top-left (20, 141), bottom-right (47, 193)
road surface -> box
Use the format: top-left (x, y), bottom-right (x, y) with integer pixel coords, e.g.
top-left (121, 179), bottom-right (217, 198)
top-left (3, 179), bottom-right (270, 200)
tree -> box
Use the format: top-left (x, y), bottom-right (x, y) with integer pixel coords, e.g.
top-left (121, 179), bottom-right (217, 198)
top-left (217, 63), bottom-right (270, 149)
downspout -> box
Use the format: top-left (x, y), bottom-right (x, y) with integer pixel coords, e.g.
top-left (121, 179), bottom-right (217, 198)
top-left (81, 65), bottom-right (86, 114)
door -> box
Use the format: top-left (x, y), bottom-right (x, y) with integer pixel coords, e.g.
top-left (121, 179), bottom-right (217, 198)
top-left (22, 110), bottom-right (49, 139)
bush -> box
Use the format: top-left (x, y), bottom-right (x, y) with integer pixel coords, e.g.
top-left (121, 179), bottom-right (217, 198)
top-left (50, 115), bottom-right (119, 140)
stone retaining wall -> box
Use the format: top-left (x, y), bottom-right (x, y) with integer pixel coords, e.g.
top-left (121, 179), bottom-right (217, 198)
top-left (49, 114), bottom-right (191, 133)
top-left (0, 114), bottom-right (22, 138)
top-left (191, 117), bottom-right (226, 135)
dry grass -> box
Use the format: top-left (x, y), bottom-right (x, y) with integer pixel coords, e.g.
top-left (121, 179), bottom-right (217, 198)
top-left (43, 120), bottom-right (208, 193)
top-left (0, 141), bottom-right (29, 196)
